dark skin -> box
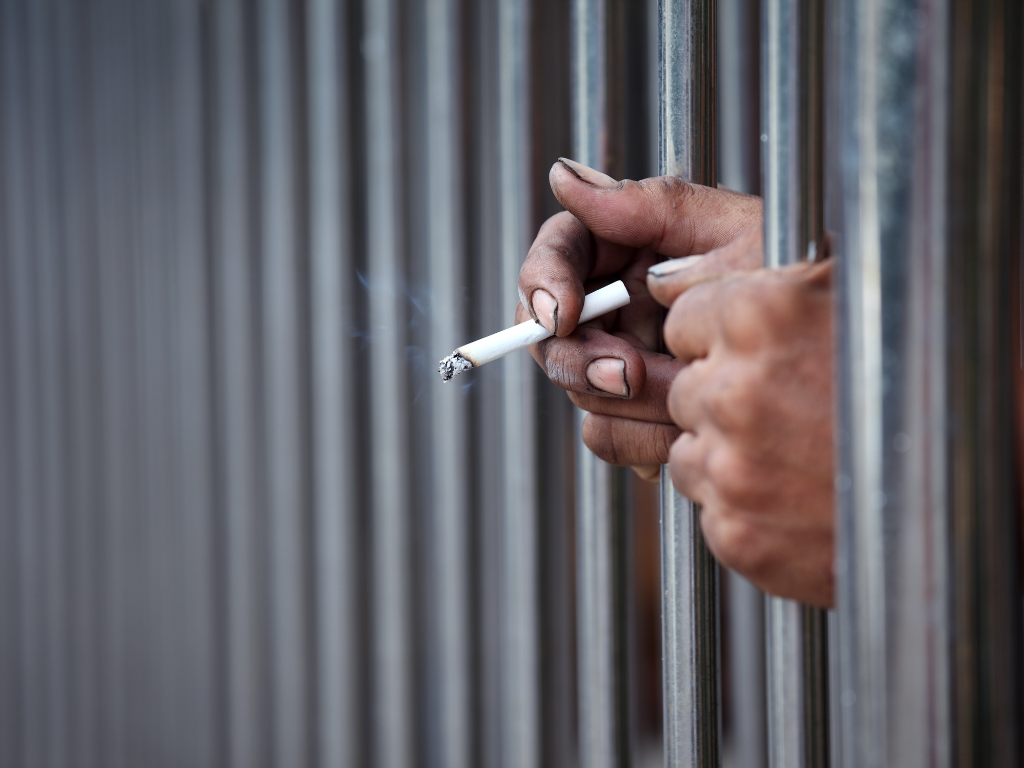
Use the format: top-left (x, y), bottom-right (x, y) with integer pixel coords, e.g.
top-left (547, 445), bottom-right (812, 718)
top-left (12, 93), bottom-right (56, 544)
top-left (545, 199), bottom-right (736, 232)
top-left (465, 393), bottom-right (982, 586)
top-left (516, 158), bottom-right (834, 606)
top-left (519, 158), bottom-right (1024, 607)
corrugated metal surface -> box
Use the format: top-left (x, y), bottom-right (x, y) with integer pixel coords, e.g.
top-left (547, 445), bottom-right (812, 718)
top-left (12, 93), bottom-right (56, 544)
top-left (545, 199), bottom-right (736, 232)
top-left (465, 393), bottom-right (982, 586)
top-left (0, 1), bottom-right (582, 766)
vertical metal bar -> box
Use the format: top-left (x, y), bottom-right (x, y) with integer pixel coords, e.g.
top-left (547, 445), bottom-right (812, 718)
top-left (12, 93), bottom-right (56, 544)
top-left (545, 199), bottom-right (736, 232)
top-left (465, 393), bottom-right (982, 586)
top-left (365, 0), bottom-right (414, 762)
top-left (4, 2), bottom-right (46, 763)
top-left (168, 2), bottom-right (218, 764)
top-left (212, 2), bottom-right (270, 766)
top-left (0, 3), bottom-right (23, 764)
top-left (256, 1), bottom-right (310, 765)
top-left (93, 3), bottom-right (142, 763)
top-left (833, 0), bottom-right (1022, 766)
top-left (658, 1), bottom-right (720, 766)
top-left (571, 0), bottom-right (634, 766)
top-left (0, 54), bottom-right (17, 768)
top-left (497, 0), bottom-right (540, 765)
top-left (53, 2), bottom-right (102, 763)
top-left (833, 1), bottom-right (947, 764)
top-left (307, 0), bottom-right (358, 766)
top-left (760, 2), bottom-right (830, 768)
top-left (425, 0), bottom-right (472, 765)
top-left (469, 1), bottom-right (506, 764)
top-left (25, 2), bottom-right (72, 764)
top-left (131, 2), bottom-right (172, 758)
top-left (716, 4), bottom-right (767, 767)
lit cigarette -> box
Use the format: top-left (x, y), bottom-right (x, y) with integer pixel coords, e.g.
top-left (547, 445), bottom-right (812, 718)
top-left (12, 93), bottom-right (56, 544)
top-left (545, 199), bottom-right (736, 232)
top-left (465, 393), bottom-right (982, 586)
top-left (438, 280), bottom-right (631, 382)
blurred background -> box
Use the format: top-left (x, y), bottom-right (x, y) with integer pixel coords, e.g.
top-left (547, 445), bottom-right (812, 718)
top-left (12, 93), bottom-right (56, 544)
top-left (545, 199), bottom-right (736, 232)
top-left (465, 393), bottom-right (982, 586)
top-left (0, 1), bottom-right (760, 767)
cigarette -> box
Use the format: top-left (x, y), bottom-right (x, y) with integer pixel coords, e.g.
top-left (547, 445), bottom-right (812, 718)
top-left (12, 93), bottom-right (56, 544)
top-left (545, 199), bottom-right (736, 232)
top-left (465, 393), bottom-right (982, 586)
top-left (438, 280), bottom-right (631, 382)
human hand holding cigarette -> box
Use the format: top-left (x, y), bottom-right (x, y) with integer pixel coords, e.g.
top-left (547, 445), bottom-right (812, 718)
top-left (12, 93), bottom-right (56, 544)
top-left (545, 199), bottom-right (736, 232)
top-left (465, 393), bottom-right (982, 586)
top-left (514, 158), bottom-right (763, 479)
top-left (438, 280), bottom-right (631, 382)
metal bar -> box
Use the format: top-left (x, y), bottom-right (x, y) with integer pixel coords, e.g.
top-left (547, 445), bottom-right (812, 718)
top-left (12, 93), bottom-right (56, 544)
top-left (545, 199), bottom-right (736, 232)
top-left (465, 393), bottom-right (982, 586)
top-left (425, 0), bottom-right (472, 765)
top-left (256, 1), bottom-right (310, 765)
top-left (132, 2), bottom-right (174, 757)
top-left (497, 0), bottom-right (540, 765)
top-left (25, 1), bottom-right (72, 764)
top-left (211, 1), bottom-right (270, 766)
top-left (0, 3), bottom-right (23, 764)
top-left (92, 2), bottom-right (142, 762)
top-left (364, 0), bottom-right (414, 762)
top-left (570, 1), bottom-right (634, 766)
top-left (658, 1), bottom-right (720, 766)
top-left (760, 2), bottom-right (830, 767)
top-left (716, 3), bottom-right (766, 767)
top-left (833, 0), bottom-right (1023, 765)
top-left (307, 0), bottom-right (359, 766)
top-left (4, 2), bottom-right (46, 763)
top-left (168, 2), bottom-right (217, 763)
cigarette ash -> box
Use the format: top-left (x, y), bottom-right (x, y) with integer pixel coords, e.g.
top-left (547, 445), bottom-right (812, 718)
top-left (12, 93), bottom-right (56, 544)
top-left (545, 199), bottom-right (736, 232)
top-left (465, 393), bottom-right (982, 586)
top-left (438, 351), bottom-right (474, 382)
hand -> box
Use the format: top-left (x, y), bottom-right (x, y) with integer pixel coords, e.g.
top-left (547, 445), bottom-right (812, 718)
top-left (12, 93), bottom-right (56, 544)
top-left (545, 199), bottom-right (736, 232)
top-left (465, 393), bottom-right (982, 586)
top-left (515, 158), bottom-right (763, 480)
top-left (656, 260), bottom-right (836, 607)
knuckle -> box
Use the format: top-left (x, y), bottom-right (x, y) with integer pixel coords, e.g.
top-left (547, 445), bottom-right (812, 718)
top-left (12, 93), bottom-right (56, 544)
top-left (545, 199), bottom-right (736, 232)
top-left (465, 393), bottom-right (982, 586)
top-left (705, 512), bottom-right (771, 578)
top-left (666, 363), bottom-right (697, 427)
top-left (581, 415), bottom-right (620, 464)
top-left (701, 364), bottom-right (760, 433)
top-left (705, 446), bottom-right (764, 509)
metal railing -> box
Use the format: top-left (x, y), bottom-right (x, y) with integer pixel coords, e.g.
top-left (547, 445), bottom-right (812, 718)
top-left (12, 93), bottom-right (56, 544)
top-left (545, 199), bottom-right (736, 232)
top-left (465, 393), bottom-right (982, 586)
top-left (0, 1), bottom-right (1020, 767)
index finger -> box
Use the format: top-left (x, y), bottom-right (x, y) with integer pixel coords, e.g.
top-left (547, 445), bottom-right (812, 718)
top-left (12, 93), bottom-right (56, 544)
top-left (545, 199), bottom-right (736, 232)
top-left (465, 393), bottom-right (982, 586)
top-left (662, 279), bottom-right (726, 365)
top-left (517, 211), bottom-right (636, 337)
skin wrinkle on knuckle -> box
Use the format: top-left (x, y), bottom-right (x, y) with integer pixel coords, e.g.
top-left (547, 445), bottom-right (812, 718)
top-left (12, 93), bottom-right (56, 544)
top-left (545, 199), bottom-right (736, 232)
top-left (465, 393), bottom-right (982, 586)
top-left (708, 513), bottom-right (771, 580)
top-left (705, 446), bottom-right (765, 509)
top-left (702, 363), bottom-right (761, 434)
top-left (651, 179), bottom-right (698, 256)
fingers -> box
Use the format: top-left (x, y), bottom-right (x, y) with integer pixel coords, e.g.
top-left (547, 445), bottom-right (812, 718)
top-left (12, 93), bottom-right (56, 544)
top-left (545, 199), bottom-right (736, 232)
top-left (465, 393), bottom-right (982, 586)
top-left (662, 279), bottom-right (725, 364)
top-left (647, 225), bottom-right (764, 308)
top-left (665, 358), bottom-right (712, 432)
top-left (631, 465), bottom-right (661, 482)
top-left (567, 349), bottom-right (681, 423)
top-left (529, 327), bottom-right (647, 398)
top-left (581, 413), bottom-right (680, 467)
top-left (550, 159), bottom-right (763, 258)
top-left (667, 430), bottom-right (707, 503)
top-left (516, 212), bottom-right (590, 335)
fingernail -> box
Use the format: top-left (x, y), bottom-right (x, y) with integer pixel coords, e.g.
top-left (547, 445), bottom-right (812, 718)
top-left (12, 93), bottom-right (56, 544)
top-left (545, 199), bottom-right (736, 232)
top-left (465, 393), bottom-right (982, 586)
top-left (557, 157), bottom-right (619, 189)
top-left (647, 254), bottom-right (704, 278)
top-left (531, 288), bottom-right (558, 334)
top-left (586, 357), bottom-right (629, 397)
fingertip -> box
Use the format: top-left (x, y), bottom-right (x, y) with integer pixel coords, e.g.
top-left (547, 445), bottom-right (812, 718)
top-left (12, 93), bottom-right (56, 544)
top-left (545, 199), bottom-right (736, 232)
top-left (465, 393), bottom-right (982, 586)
top-left (530, 288), bottom-right (558, 334)
top-left (631, 465), bottom-right (661, 483)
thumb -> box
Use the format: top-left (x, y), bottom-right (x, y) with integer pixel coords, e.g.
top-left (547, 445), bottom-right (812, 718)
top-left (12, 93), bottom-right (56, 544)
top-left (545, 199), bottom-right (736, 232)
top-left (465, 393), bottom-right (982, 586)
top-left (550, 158), bottom-right (762, 258)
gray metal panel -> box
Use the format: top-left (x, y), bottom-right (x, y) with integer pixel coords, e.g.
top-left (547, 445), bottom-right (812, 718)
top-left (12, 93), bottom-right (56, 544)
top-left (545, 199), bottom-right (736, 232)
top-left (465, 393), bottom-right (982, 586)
top-left (657, 1), bottom-right (721, 766)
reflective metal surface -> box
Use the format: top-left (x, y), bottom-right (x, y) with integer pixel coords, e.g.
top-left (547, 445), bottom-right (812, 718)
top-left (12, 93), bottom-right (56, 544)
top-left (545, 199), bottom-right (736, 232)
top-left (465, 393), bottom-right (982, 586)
top-left (717, 3), bottom-right (767, 767)
top-left (571, 0), bottom-right (634, 765)
top-left (832, 0), bottom-right (1023, 765)
top-left (658, 1), bottom-right (720, 766)
top-left (760, 2), bottom-right (830, 767)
